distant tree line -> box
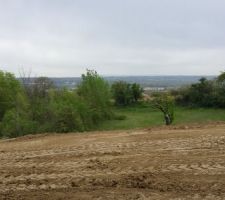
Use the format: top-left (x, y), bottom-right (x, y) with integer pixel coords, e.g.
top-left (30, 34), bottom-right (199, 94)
top-left (0, 70), bottom-right (115, 138)
top-left (0, 69), bottom-right (144, 138)
top-left (2, 69), bottom-right (224, 138)
top-left (172, 72), bottom-right (225, 108)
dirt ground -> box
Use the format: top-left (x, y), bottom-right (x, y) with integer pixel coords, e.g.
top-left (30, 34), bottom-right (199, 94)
top-left (1, 123), bottom-right (225, 200)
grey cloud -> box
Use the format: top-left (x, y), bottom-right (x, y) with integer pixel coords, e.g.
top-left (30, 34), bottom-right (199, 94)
top-left (0, 0), bottom-right (225, 76)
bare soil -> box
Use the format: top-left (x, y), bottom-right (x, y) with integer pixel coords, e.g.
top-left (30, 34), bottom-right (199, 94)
top-left (1, 123), bottom-right (225, 199)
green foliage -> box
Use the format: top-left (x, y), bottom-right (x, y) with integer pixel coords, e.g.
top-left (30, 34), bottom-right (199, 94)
top-left (151, 94), bottom-right (175, 125)
top-left (77, 69), bottom-right (113, 122)
top-left (174, 73), bottom-right (225, 108)
top-left (49, 89), bottom-right (91, 132)
top-left (0, 109), bottom-right (37, 138)
top-left (131, 83), bottom-right (143, 102)
top-left (217, 71), bottom-right (225, 84)
top-left (0, 69), bottom-right (115, 138)
top-left (0, 71), bottom-right (22, 120)
top-left (188, 78), bottom-right (215, 107)
top-left (214, 72), bottom-right (225, 107)
top-left (2, 68), bottom-right (225, 138)
top-left (112, 114), bottom-right (127, 120)
top-left (0, 71), bottom-right (34, 138)
top-left (24, 76), bottom-right (55, 124)
top-left (0, 93), bottom-right (36, 138)
top-left (111, 81), bottom-right (143, 106)
top-left (111, 81), bottom-right (132, 106)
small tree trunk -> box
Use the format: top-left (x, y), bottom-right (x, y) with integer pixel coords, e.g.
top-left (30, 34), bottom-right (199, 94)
top-left (164, 114), bottom-right (171, 125)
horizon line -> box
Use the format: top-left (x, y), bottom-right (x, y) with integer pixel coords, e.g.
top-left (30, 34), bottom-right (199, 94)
top-left (16, 74), bottom-right (217, 78)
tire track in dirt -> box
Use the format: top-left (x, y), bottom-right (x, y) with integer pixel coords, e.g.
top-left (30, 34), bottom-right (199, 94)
top-left (1, 124), bottom-right (225, 199)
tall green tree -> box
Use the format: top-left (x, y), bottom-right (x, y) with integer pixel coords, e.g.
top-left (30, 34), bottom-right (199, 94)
top-left (0, 71), bottom-right (23, 120)
top-left (0, 70), bottom-right (35, 137)
top-left (77, 70), bottom-right (112, 123)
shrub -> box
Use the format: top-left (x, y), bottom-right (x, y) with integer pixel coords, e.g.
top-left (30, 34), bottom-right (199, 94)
top-left (173, 75), bottom-right (225, 108)
top-left (111, 81), bottom-right (143, 106)
top-left (0, 108), bottom-right (37, 138)
top-left (49, 89), bottom-right (90, 132)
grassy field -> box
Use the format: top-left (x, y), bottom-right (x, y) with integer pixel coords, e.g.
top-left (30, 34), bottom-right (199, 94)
top-left (97, 105), bottom-right (225, 130)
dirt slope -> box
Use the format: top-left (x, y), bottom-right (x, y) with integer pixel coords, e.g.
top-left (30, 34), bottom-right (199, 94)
top-left (1, 123), bottom-right (225, 199)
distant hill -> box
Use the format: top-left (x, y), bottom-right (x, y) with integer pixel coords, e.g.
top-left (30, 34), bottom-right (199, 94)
top-left (50, 76), bottom-right (215, 89)
top-left (19, 76), bottom-right (216, 89)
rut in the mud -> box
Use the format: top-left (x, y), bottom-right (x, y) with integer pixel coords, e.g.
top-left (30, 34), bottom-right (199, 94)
top-left (1, 123), bottom-right (225, 199)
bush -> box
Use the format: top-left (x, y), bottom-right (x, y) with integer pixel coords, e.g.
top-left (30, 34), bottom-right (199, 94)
top-left (173, 75), bottom-right (225, 108)
top-left (49, 89), bottom-right (91, 132)
top-left (0, 108), bottom-right (37, 138)
top-left (111, 81), bottom-right (143, 106)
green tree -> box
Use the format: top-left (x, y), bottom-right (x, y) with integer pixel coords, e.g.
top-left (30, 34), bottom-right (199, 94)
top-left (215, 71), bottom-right (225, 107)
top-left (0, 71), bottom-right (22, 120)
top-left (151, 94), bottom-right (175, 125)
top-left (77, 70), bottom-right (112, 124)
top-left (111, 81), bottom-right (143, 106)
top-left (49, 89), bottom-right (92, 132)
top-left (111, 81), bottom-right (132, 106)
top-left (175, 77), bottom-right (215, 107)
top-left (0, 73), bottom-right (35, 137)
top-left (131, 83), bottom-right (143, 103)
top-left (24, 77), bottom-right (55, 125)
top-left (217, 71), bottom-right (225, 84)
top-left (0, 106), bottom-right (37, 138)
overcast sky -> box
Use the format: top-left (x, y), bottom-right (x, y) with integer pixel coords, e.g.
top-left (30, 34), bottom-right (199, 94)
top-left (0, 0), bottom-right (225, 77)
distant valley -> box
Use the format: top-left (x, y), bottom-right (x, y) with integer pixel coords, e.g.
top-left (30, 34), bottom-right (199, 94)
top-left (49, 76), bottom-right (215, 90)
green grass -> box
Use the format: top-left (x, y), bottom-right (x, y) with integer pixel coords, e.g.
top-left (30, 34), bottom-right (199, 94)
top-left (97, 105), bottom-right (225, 131)
top-left (173, 107), bottom-right (225, 124)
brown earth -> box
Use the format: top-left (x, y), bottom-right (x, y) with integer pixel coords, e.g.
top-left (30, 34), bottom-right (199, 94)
top-left (1, 123), bottom-right (225, 200)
